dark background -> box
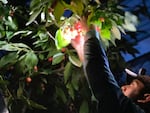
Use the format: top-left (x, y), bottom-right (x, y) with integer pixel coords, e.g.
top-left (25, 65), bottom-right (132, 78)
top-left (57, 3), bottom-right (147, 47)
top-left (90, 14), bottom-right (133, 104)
top-left (119, 0), bottom-right (150, 76)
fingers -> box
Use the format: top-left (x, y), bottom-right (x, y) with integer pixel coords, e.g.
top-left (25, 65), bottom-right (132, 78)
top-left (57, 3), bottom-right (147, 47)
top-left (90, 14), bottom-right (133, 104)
top-left (145, 95), bottom-right (150, 100)
top-left (137, 94), bottom-right (150, 103)
top-left (137, 99), bottom-right (147, 103)
top-left (144, 93), bottom-right (150, 97)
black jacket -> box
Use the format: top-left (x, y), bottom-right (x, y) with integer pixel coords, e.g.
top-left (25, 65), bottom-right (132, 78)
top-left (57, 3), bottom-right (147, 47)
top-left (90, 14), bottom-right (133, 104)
top-left (83, 30), bottom-right (145, 113)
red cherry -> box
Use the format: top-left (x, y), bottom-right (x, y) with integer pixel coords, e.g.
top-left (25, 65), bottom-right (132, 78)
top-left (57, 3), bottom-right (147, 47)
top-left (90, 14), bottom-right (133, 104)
top-left (48, 8), bottom-right (54, 13)
top-left (26, 77), bottom-right (32, 83)
top-left (99, 17), bottom-right (105, 22)
top-left (34, 66), bottom-right (38, 72)
top-left (74, 21), bottom-right (82, 30)
top-left (96, 26), bottom-right (101, 32)
top-left (61, 48), bottom-right (66, 53)
top-left (70, 27), bottom-right (74, 32)
top-left (48, 57), bottom-right (53, 62)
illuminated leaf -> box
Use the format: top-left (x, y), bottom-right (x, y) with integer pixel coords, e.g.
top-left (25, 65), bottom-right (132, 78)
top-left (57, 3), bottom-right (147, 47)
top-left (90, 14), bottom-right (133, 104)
top-left (111, 26), bottom-right (121, 40)
top-left (0, 0), bottom-right (8, 4)
top-left (55, 29), bottom-right (70, 50)
top-left (69, 53), bottom-right (82, 67)
top-left (53, 1), bottom-right (65, 22)
top-left (5, 16), bottom-right (18, 30)
top-left (26, 8), bottom-right (42, 26)
top-left (100, 28), bottom-right (111, 40)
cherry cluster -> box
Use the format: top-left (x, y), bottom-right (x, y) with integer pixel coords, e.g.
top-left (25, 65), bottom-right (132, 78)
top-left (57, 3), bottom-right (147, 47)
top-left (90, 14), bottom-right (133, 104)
top-left (62, 21), bottom-right (85, 43)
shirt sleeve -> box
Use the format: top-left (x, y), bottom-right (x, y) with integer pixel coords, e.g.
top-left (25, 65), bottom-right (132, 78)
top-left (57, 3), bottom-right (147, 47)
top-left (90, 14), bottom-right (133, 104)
top-left (83, 30), bottom-right (145, 113)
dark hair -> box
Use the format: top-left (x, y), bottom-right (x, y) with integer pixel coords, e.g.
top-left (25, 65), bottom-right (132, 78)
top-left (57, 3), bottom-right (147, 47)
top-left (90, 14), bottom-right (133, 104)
top-left (134, 75), bottom-right (150, 113)
top-left (136, 75), bottom-right (150, 95)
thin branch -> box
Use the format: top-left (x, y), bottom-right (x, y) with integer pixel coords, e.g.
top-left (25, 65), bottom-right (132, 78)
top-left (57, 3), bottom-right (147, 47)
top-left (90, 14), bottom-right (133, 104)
top-left (47, 31), bottom-right (55, 41)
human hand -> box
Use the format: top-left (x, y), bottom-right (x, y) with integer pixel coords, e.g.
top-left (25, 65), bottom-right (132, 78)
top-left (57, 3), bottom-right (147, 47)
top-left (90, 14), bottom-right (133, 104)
top-left (137, 94), bottom-right (150, 103)
top-left (71, 17), bottom-right (89, 62)
top-left (71, 17), bottom-right (96, 62)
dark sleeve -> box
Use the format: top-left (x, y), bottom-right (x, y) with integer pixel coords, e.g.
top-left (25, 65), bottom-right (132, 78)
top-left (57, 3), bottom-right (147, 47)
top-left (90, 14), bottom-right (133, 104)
top-left (83, 30), bottom-right (145, 113)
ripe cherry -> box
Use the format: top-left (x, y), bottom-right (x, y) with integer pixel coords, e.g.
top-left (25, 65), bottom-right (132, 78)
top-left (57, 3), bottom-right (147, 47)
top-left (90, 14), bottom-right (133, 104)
top-left (34, 66), bottom-right (38, 72)
top-left (61, 48), bottom-right (66, 53)
top-left (99, 17), bottom-right (105, 22)
top-left (48, 57), bottom-right (53, 62)
top-left (74, 21), bottom-right (82, 30)
top-left (26, 77), bottom-right (32, 83)
top-left (70, 27), bottom-right (74, 32)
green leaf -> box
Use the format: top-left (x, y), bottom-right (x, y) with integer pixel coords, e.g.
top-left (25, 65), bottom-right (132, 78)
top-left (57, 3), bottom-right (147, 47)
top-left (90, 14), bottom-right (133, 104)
top-left (68, 53), bottom-right (82, 67)
top-left (0, 25), bottom-right (5, 38)
top-left (30, 0), bottom-right (41, 10)
top-left (5, 16), bottom-right (18, 30)
top-left (66, 83), bottom-right (74, 99)
top-left (71, 70), bottom-right (80, 90)
top-left (0, 52), bottom-right (18, 68)
top-left (64, 62), bottom-right (72, 84)
top-left (11, 30), bottom-right (32, 39)
top-left (19, 51), bottom-right (38, 73)
top-left (122, 23), bottom-right (136, 32)
top-left (79, 100), bottom-right (89, 113)
top-left (41, 12), bottom-right (45, 22)
top-left (6, 31), bottom-right (14, 41)
top-left (26, 8), bottom-right (42, 26)
top-left (47, 48), bottom-right (58, 57)
top-left (55, 29), bottom-right (70, 50)
top-left (30, 0), bottom-right (50, 12)
top-left (24, 51), bottom-right (38, 68)
top-left (28, 99), bottom-right (47, 110)
top-left (123, 12), bottom-right (138, 32)
top-left (12, 43), bottom-right (30, 49)
top-left (55, 87), bottom-right (67, 103)
top-left (92, 19), bottom-right (102, 29)
top-left (100, 28), bottom-right (111, 40)
top-left (61, 0), bottom-right (84, 16)
top-left (39, 54), bottom-right (44, 60)
top-left (111, 26), bottom-right (121, 40)
top-left (0, 41), bottom-right (7, 47)
top-left (71, 0), bottom-right (84, 16)
top-left (0, 75), bottom-right (9, 89)
top-left (17, 82), bottom-right (24, 98)
top-left (0, 0), bottom-right (8, 4)
top-left (52, 52), bottom-right (64, 65)
top-left (53, 1), bottom-right (65, 22)
top-left (0, 43), bottom-right (29, 51)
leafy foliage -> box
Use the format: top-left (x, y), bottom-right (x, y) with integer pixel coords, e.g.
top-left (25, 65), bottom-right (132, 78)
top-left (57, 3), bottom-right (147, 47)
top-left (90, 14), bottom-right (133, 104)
top-left (0, 0), bottom-right (138, 113)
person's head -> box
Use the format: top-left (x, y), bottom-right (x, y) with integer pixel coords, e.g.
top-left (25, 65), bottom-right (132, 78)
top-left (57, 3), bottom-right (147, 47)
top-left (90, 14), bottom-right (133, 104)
top-left (121, 75), bottom-right (150, 100)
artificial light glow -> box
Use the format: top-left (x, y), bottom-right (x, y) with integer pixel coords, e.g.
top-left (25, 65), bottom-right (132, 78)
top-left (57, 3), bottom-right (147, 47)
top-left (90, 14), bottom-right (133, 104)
top-left (61, 21), bottom-right (86, 43)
